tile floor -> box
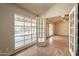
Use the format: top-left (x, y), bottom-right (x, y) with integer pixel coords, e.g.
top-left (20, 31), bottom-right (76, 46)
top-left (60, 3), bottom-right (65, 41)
top-left (13, 36), bottom-right (70, 56)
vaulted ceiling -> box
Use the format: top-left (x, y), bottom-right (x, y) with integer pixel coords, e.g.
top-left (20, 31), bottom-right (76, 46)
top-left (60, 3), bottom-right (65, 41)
top-left (16, 3), bottom-right (55, 16)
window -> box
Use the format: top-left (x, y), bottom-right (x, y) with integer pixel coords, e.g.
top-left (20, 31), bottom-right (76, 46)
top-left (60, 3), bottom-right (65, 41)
top-left (37, 18), bottom-right (46, 42)
top-left (49, 24), bottom-right (53, 36)
top-left (31, 19), bottom-right (36, 42)
top-left (15, 14), bottom-right (36, 49)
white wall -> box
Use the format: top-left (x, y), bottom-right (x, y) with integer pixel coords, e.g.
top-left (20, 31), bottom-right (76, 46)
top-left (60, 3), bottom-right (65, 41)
top-left (55, 20), bottom-right (69, 36)
top-left (0, 4), bottom-right (36, 53)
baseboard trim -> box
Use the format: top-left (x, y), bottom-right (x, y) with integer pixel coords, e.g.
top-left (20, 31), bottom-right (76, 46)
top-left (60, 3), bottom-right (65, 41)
top-left (47, 34), bottom-right (68, 39)
top-left (0, 42), bottom-right (36, 56)
top-left (54, 34), bottom-right (69, 37)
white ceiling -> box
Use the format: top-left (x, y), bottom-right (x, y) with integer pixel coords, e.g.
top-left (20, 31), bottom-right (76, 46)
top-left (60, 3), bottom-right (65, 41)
top-left (16, 3), bottom-right (55, 16)
top-left (48, 14), bottom-right (69, 23)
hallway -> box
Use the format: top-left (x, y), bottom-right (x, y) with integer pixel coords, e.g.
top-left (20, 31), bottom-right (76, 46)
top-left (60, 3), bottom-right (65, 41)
top-left (14, 36), bottom-right (70, 56)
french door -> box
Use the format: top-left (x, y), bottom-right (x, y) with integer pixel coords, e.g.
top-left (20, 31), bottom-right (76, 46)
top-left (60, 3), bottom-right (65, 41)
top-left (69, 5), bottom-right (78, 56)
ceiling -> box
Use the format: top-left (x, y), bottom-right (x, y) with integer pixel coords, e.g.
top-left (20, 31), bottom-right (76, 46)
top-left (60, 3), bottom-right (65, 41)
top-left (16, 3), bottom-right (55, 16)
top-left (48, 14), bottom-right (69, 23)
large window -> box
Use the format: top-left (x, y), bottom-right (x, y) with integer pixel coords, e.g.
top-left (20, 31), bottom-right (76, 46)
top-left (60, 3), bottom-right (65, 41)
top-left (15, 14), bottom-right (36, 49)
top-left (32, 19), bottom-right (36, 42)
top-left (37, 18), bottom-right (46, 42)
top-left (48, 24), bottom-right (53, 36)
top-left (25, 18), bottom-right (32, 45)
